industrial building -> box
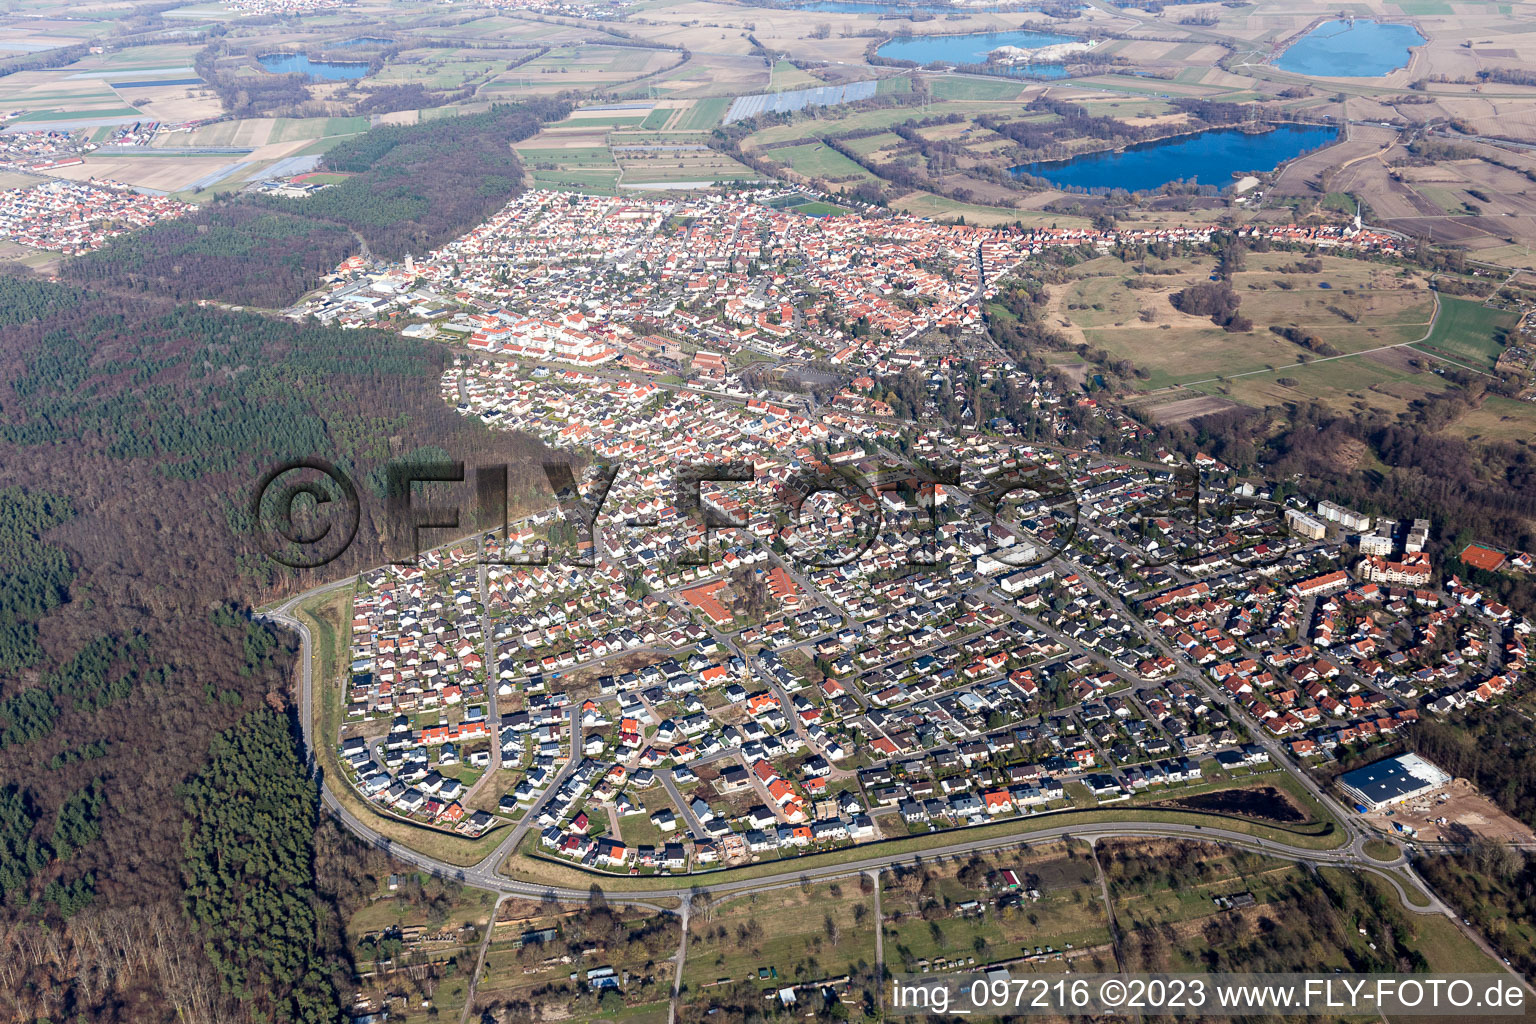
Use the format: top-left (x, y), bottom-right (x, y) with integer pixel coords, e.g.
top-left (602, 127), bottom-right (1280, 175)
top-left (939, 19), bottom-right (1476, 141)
top-left (1338, 753), bottom-right (1451, 811)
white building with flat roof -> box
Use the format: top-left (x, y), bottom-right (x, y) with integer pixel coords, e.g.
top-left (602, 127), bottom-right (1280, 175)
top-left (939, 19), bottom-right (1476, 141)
top-left (1338, 753), bottom-right (1451, 811)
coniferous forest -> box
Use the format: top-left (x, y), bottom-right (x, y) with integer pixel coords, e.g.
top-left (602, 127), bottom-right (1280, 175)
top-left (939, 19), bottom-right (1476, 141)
top-left (0, 97), bottom-right (585, 1019)
top-left (63, 98), bottom-right (570, 306)
top-left (0, 270), bottom-right (555, 1022)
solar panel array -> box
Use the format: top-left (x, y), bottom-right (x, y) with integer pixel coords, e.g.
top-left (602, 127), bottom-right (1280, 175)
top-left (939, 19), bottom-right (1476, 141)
top-left (722, 80), bottom-right (878, 125)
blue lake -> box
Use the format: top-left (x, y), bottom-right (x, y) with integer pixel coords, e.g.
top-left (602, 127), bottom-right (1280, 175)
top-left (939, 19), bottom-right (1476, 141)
top-left (258, 52), bottom-right (370, 79)
top-left (1273, 20), bottom-right (1425, 77)
top-left (1014, 123), bottom-right (1340, 192)
top-left (331, 36), bottom-right (394, 48)
top-left (877, 29), bottom-right (1079, 77)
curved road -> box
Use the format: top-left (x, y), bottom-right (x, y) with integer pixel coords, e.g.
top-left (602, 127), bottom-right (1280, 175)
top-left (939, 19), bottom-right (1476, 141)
top-left (264, 577), bottom-right (1536, 1000)
top-left (267, 585), bottom-right (1443, 911)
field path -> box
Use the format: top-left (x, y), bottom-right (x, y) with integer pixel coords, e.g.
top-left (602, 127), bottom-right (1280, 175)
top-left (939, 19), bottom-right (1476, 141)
top-left (1145, 282), bottom-right (1505, 395)
top-left (458, 893), bottom-right (508, 1024)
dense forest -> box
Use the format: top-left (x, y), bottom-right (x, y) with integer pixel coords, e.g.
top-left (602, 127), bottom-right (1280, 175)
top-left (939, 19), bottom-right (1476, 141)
top-left (63, 204), bottom-right (357, 309)
top-left (301, 97), bottom-right (569, 260)
top-left (0, 487), bottom-right (75, 674)
top-left (65, 98), bottom-right (571, 306)
top-left (0, 271), bottom-right (558, 1022)
top-left (181, 708), bottom-right (337, 1024)
top-left (1409, 715), bottom-right (1536, 829)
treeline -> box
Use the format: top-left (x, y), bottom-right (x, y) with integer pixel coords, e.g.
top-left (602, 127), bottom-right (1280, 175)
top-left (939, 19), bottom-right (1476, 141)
top-left (0, 42), bottom-right (93, 77)
top-left (1406, 139), bottom-right (1536, 185)
top-left (978, 96), bottom-right (1157, 162)
top-left (181, 707), bottom-right (338, 1024)
top-left (1270, 324), bottom-right (1340, 357)
top-left (302, 98), bottom-right (568, 260)
top-left (63, 203), bottom-right (357, 309)
top-left (0, 272), bottom-right (560, 1021)
top-left (1477, 67), bottom-right (1536, 87)
top-left (65, 99), bottom-right (570, 305)
top-left (1169, 280), bottom-right (1251, 332)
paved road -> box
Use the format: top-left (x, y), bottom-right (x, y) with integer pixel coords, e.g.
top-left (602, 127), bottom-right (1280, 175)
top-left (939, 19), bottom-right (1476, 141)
top-left (870, 868), bottom-right (885, 1017)
top-left (458, 548), bottom-right (501, 810)
top-left (252, 593), bottom-right (1442, 911)
top-left (667, 899), bottom-right (691, 1024)
top-left (260, 551), bottom-right (1535, 1001)
top-left (661, 769), bottom-right (707, 838)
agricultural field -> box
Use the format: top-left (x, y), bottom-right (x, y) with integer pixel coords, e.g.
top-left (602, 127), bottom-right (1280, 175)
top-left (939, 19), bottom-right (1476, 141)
top-left (682, 880), bottom-right (877, 992)
top-left (1051, 253), bottom-right (1438, 389)
top-left (373, 48), bottom-right (541, 91)
top-left (646, 52), bottom-right (772, 100)
top-left (1413, 296), bottom-right (1520, 371)
top-left (615, 146), bottom-right (758, 185)
top-left (678, 96), bottom-right (731, 130)
top-left (514, 129), bottom-right (623, 193)
top-left (928, 76), bottom-right (1027, 102)
top-left (504, 45), bottom-right (682, 95)
top-left (880, 840), bottom-right (1114, 974)
top-left (0, 72), bottom-right (144, 124)
top-left (768, 60), bottom-right (824, 93)
top-left (429, 16), bottom-right (581, 44)
top-left (762, 141), bottom-right (871, 182)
